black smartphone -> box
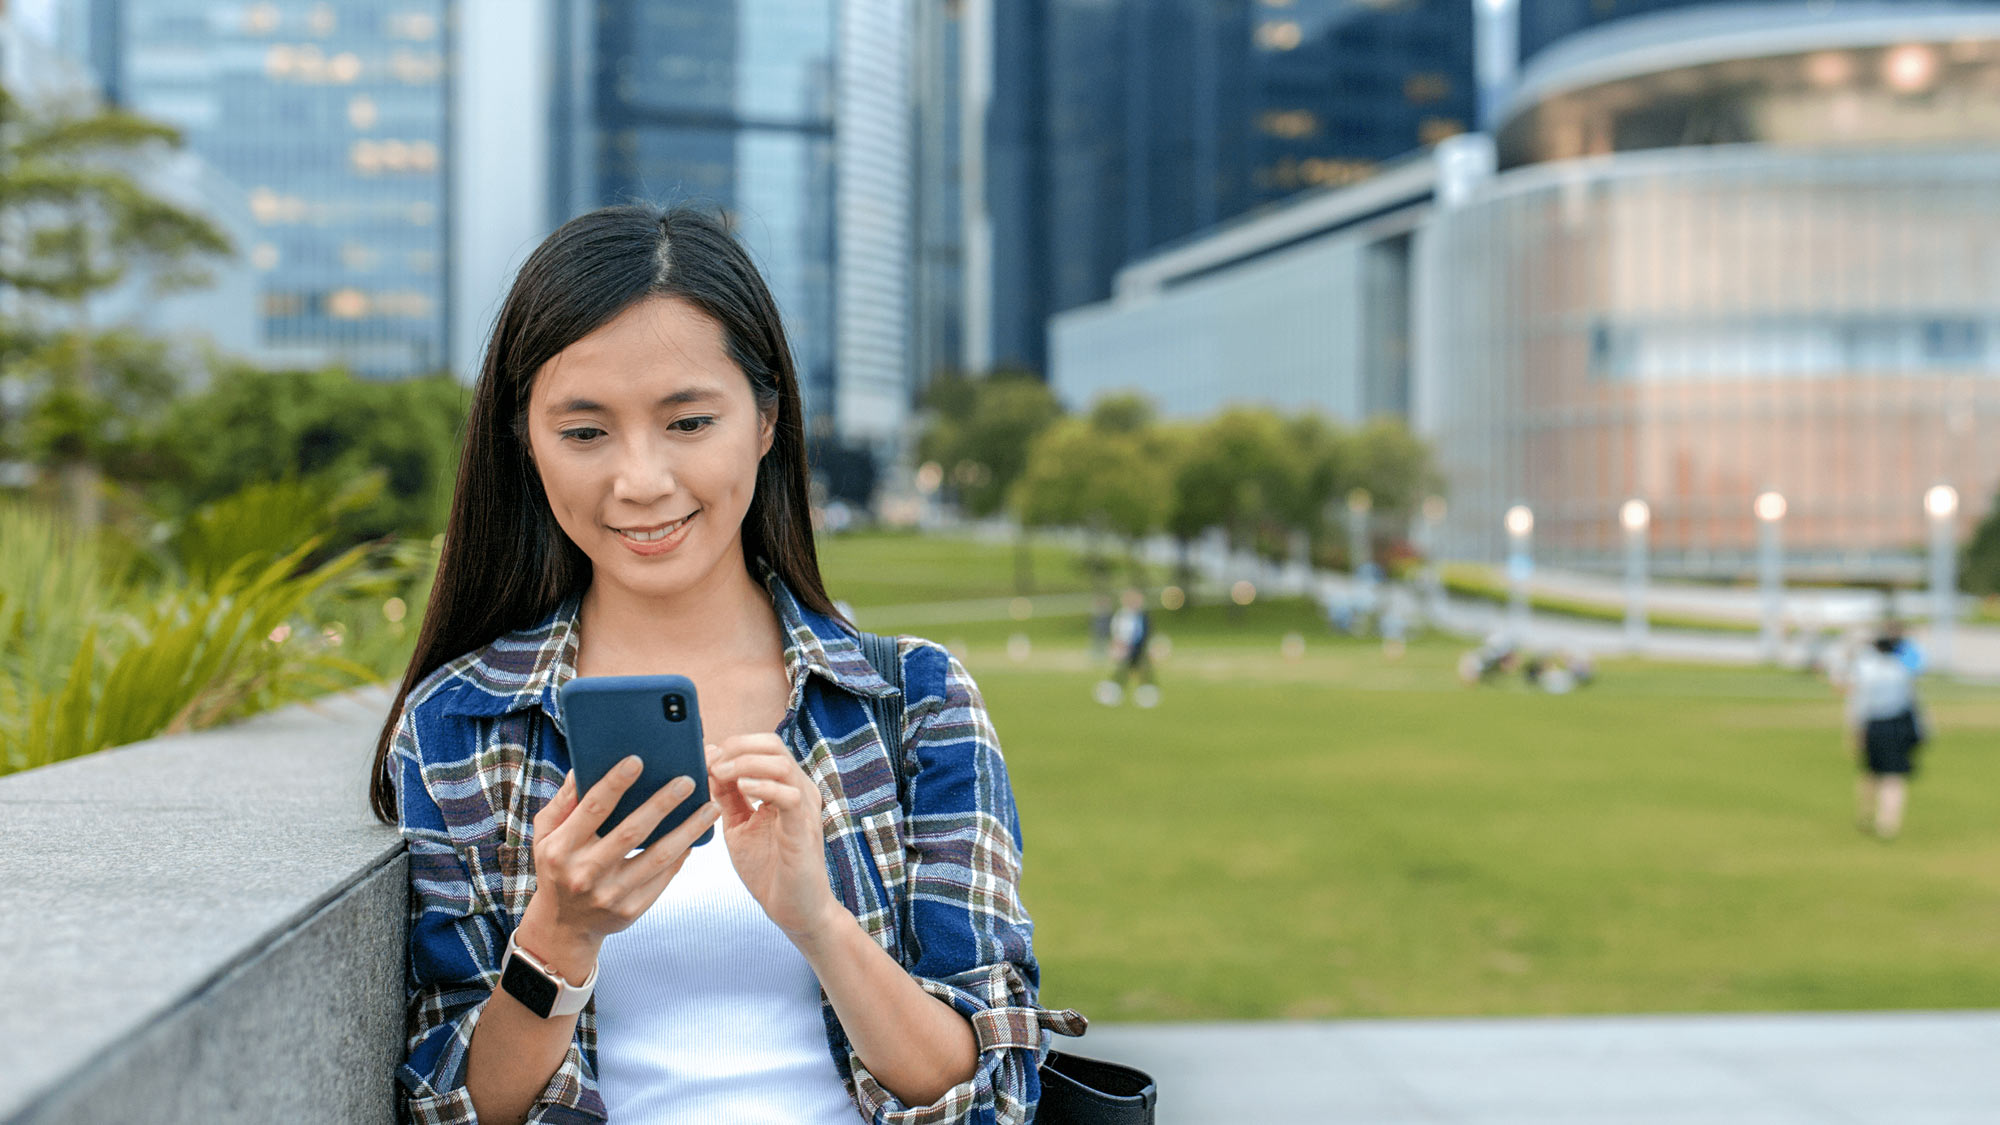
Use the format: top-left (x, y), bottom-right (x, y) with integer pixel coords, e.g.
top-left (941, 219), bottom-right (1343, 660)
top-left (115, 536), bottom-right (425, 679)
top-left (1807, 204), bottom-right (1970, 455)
top-left (558, 674), bottom-right (714, 849)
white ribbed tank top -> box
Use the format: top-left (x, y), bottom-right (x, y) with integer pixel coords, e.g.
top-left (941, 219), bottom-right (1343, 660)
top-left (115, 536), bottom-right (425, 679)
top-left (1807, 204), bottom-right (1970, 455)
top-left (593, 827), bottom-right (858, 1124)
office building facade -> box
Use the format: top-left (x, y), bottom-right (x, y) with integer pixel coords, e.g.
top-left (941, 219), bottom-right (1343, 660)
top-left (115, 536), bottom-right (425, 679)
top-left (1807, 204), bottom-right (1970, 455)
top-left (539, 0), bottom-right (911, 449)
top-left (1054, 3), bottom-right (2000, 580)
top-left (966, 0), bottom-right (1475, 375)
top-left (66, 0), bottom-right (451, 378)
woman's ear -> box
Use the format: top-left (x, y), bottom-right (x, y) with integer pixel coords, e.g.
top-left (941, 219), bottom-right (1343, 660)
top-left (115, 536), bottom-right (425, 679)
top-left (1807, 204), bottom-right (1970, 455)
top-left (758, 403), bottom-right (777, 458)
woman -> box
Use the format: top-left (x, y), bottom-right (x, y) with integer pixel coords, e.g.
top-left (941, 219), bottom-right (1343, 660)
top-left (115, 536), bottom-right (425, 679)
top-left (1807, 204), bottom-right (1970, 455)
top-left (368, 205), bottom-right (1079, 1124)
top-left (1846, 632), bottom-right (1925, 839)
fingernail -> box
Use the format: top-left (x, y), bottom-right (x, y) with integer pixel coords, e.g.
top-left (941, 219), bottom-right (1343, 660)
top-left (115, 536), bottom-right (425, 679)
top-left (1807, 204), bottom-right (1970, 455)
top-left (621, 756), bottom-right (642, 777)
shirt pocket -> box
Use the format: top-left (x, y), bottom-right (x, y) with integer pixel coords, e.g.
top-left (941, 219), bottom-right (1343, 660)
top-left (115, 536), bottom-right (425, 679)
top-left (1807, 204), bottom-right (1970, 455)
top-left (492, 842), bottom-right (538, 922)
top-left (856, 809), bottom-right (910, 945)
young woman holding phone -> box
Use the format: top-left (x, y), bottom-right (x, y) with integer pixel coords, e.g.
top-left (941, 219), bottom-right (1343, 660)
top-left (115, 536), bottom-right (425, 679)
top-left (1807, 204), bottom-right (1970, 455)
top-left (368, 206), bottom-right (1079, 1124)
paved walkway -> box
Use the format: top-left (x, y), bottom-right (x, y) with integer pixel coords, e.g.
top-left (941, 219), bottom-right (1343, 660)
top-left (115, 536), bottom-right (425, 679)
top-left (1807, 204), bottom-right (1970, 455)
top-left (1075, 1011), bottom-right (2000, 1124)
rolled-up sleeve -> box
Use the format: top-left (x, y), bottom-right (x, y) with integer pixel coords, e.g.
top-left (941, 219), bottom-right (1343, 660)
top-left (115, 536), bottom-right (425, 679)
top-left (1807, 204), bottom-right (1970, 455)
top-left (393, 705), bottom-right (603, 1125)
top-left (845, 649), bottom-right (1086, 1125)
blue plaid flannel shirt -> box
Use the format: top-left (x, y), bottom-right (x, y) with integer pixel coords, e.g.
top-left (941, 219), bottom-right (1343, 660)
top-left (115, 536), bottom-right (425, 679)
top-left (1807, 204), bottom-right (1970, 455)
top-left (391, 570), bottom-right (1084, 1123)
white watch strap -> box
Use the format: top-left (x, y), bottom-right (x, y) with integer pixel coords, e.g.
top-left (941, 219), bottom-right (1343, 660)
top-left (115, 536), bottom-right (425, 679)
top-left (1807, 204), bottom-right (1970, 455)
top-left (505, 931), bottom-right (599, 1017)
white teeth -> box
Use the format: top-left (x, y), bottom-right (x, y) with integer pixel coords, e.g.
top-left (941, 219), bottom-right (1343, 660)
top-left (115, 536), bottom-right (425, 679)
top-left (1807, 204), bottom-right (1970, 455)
top-left (618, 512), bottom-right (694, 542)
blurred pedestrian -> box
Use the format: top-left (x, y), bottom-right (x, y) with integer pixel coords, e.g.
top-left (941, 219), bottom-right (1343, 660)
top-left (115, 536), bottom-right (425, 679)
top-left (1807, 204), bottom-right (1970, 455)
top-left (1846, 632), bottom-right (1927, 839)
top-left (1096, 587), bottom-right (1159, 707)
top-left (1088, 593), bottom-right (1113, 662)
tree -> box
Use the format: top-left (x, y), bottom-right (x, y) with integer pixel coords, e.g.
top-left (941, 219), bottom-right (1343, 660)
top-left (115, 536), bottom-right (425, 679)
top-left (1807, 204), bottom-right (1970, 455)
top-left (915, 369), bottom-right (1063, 518)
top-left (134, 364), bottom-right (468, 545)
top-left (0, 83), bottom-right (232, 529)
top-left (1013, 405), bottom-right (1173, 588)
top-left (1166, 406), bottom-right (1301, 558)
top-left (1347, 416), bottom-right (1443, 524)
top-left (1963, 489), bottom-right (2000, 595)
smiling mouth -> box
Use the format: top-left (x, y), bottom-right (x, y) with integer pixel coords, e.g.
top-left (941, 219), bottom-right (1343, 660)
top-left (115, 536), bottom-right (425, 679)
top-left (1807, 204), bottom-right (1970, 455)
top-left (614, 510), bottom-right (698, 543)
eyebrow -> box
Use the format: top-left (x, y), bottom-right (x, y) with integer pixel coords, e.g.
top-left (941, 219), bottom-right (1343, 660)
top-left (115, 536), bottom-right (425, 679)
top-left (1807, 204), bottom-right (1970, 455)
top-left (545, 387), bottom-right (725, 415)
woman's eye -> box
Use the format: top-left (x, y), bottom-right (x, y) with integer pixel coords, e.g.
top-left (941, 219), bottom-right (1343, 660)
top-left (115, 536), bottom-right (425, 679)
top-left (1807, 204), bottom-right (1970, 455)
top-left (559, 426), bottom-right (605, 443)
top-left (670, 416), bottom-right (715, 434)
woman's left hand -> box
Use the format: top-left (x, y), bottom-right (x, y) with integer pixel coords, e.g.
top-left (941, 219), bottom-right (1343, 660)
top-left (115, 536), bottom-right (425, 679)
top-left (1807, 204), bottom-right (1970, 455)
top-left (709, 734), bottom-right (843, 940)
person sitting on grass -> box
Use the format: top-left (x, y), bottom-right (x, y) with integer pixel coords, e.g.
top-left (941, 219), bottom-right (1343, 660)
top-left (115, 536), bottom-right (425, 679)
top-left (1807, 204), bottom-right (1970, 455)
top-left (368, 204), bottom-right (1079, 1125)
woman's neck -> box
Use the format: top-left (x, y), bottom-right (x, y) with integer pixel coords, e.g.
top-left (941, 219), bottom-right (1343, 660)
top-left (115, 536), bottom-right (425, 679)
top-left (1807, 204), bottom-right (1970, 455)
top-left (575, 552), bottom-right (783, 677)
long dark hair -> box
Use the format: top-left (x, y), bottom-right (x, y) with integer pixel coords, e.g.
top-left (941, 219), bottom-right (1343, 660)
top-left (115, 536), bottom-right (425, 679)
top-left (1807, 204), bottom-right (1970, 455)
top-left (369, 205), bottom-right (840, 822)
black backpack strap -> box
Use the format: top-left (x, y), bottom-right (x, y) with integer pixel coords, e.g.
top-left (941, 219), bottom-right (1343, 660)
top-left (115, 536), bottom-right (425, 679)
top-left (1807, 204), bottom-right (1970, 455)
top-left (855, 631), bottom-right (908, 798)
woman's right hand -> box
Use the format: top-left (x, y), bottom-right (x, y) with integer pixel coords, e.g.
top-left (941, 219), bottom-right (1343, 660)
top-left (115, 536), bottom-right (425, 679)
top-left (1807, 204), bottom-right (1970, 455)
top-left (511, 757), bottom-right (722, 979)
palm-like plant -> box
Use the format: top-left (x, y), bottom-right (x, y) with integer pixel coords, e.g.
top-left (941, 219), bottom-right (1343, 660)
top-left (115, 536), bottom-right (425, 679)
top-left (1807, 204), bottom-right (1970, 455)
top-left (0, 483), bottom-right (419, 776)
top-left (0, 82), bottom-right (232, 531)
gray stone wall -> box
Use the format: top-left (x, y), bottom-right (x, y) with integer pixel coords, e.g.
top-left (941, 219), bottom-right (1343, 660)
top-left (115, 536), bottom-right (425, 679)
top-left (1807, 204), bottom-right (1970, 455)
top-left (0, 688), bottom-right (407, 1124)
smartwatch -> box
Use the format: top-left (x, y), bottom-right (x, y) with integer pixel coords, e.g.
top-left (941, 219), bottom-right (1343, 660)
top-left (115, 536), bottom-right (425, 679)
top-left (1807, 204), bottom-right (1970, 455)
top-left (499, 931), bottom-right (598, 1019)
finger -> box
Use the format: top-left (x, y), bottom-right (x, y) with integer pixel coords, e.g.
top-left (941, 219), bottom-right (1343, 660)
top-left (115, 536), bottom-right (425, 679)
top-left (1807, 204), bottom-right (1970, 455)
top-left (708, 746), bottom-right (758, 823)
top-left (711, 748), bottom-right (806, 787)
top-left (553, 755), bottom-right (645, 844)
top-left (535, 771), bottom-right (579, 834)
top-left (621, 800), bottom-right (723, 890)
top-left (595, 774), bottom-right (698, 856)
top-left (736, 776), bottom-right (803, 811)
top-left (707, 733), bottom-right (790, 767)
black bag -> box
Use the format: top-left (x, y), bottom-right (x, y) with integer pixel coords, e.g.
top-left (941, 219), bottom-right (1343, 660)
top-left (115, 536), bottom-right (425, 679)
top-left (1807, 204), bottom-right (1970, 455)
top-left (855, 631), bottom-right (1158, 1125)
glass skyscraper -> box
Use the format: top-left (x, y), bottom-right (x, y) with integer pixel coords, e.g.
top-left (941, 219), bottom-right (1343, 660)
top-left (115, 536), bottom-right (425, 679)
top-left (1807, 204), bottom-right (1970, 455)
top-left (73, 0), bottom-right (450, 378)
top-left (552, 0), bottom-right (911, 447)
top-left (972, 0), bottom-right (1475, 375)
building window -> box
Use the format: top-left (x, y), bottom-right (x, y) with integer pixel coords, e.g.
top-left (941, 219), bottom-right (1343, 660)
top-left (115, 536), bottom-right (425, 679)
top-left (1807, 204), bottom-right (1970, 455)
top-left (1256, 21), bottom-right (1303, 51)
top-left (1404, 73), bottom-right (1451, 105)
top-left (1258, 110), bottom-right (1320, 139)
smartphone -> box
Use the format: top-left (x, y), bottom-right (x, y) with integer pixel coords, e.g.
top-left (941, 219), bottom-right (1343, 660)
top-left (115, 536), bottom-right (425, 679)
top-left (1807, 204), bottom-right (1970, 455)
top-left (559, 674), bottom-right (714, 850)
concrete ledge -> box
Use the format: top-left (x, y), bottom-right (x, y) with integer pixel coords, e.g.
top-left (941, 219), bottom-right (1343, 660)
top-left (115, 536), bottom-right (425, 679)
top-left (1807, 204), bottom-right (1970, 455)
top-left (0, 687), bottom-right (405, 1123)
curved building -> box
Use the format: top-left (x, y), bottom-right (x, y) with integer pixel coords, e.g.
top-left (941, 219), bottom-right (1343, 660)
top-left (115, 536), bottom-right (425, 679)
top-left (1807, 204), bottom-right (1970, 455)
top-left (1418, 3), bottom-right (2000, 575)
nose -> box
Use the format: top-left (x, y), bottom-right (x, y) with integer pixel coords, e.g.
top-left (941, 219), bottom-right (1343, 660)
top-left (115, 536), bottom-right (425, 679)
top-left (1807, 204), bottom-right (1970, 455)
top-left (610, 432), bottom-right (678, 506)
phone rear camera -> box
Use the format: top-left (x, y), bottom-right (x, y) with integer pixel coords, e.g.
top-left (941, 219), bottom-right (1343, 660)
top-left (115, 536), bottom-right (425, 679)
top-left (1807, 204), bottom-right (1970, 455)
top-left (663, 694), bottom-right (686, 722)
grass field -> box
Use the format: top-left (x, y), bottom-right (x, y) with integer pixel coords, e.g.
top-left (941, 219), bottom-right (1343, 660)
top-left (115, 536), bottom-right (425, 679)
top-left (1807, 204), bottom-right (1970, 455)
top-left (820, 532), bottom-right (2000, 1023)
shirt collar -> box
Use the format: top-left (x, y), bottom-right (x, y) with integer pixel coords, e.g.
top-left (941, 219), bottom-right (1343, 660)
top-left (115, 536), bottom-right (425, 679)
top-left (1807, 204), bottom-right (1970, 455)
top-left (436, 564), bottom-right (893, 729)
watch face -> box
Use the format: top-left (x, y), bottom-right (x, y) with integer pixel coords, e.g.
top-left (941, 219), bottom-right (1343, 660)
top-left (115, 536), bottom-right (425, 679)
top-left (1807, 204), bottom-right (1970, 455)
top-left (502, 953), bottom-right (561, 1018)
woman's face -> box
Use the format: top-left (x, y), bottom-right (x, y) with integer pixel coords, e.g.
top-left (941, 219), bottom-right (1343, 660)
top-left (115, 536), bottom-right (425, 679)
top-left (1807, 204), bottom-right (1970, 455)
top-left (525, 296), bottom-right (774, 604)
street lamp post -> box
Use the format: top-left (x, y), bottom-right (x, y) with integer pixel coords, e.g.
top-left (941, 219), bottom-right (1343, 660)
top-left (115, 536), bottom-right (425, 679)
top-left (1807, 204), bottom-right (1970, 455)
top-left (1505, 504), bottom-right (1534, 640)
top-left (1754, 491), bottom-right (1787, 662)
top-left (1346, 488), bottom-right (1373, 578)
top-left (1620, 499), bottom-right (1650, 653)
top-left (1421, 495), bottom-right (1448, 622)
top-left (1926, 484), bottom-right (1959, 672)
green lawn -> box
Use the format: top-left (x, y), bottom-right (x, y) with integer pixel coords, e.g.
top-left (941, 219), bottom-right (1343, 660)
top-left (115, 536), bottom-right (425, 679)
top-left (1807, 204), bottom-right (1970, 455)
top-left (818, 532), bottom-right (2000, 1022)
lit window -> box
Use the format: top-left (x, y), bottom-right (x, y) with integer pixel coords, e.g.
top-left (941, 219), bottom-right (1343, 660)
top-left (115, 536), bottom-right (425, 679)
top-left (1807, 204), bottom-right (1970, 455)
top-left (244, 3), bottom-right (280, 34)
top-left (328, 289), bottom-right (369, 319)
top-left (408, 140), bottom-right (439, 172)
top-left (329, 53), bottom-right (363, 83)
top-left (1805, 51), bottom-right (1853, 88)
top-left (407, 201), bottom-right (437, 225)
top-left (1883, 44), bottom-right (1937, 93)
top-left (1256, 21), bottom-right (1302, 50)
top-left (351, 140), bottom-right (382, 175)
top-left (391, 13), bottom-right (440, 40)
top-left (348, 95), bottom-right (378, 130)
top-left (1404, 72), bottom-right (1450, 104)
top-left (307, 4), bottom-right (337, 36)
top-left (1257, 110), bottom-right (1319, 139)
top-left (264, 44), bottom-right (295, 79)
top-left (380, 139), bottom-right (410, 171)
top-left (251, 243), bottom-right (280, 270)
top-left (260, 291), bottom-right (304, 317)
top-left (293, 44), bottom-right (327, 83)
top-left (249, 188), bottom-right (282, 223)
top-left (340, 243), bottom-right (380, 270)
top-left (1419, 117), bottom-right (1465, 145)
